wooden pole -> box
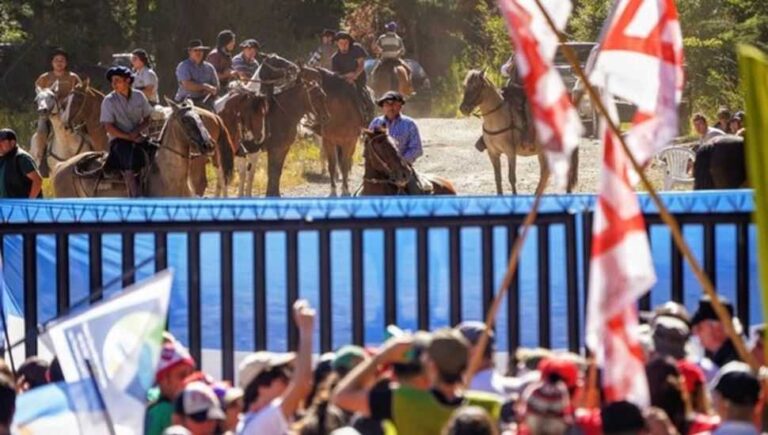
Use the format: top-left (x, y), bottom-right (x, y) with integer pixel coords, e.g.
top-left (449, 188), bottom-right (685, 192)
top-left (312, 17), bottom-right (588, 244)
top-left (530, 0), bottom-right (758, 370)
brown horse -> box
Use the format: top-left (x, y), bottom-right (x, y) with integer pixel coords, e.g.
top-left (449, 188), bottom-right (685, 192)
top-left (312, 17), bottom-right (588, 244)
top-left (61, 81), bottom-right (109, 153)
top-left (299, 66), bottom-right (363, 196)
top-left (187, 105), bottom-right (237, 196)
top-left (459, 69), bottom-right (578, 195)
top-left (52, 99), bottom-right (218, 197)
top-left (693, 135), bottom-right (748, 190)
top-left (370, 59), bottom-right (413, 99)
top-left (359, 128), bottom-right (456, 195)
top-left (263, 77), bottom-right (331, 197)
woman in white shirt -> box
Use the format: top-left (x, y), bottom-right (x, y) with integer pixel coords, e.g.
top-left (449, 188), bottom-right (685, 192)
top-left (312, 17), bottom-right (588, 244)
top-left (131, 48), bottom-right (159, 105)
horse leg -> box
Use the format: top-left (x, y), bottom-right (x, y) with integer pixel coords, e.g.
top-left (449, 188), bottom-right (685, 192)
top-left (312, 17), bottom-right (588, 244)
top-left (535, 150), bottom-right (549, 195)
top-left (489, 150), bottom-right (503, 195)
top-left (246, 153), bottom-right (258, 196)
top-left (266, 145), bottom-right (290, 197)
top-left (567, 147), bottom-right (579, 193)
top-left (236, 156), bottom-right (247, 197)
top-left (325, 141), bottom-right (339, 197)
top-left (507, 152), bottom-right (518, 195)
top-left (188, 156), bottom-right (208, 197)
top-left (218, 166), bottom-right (228, 198)
top-left (339, 144), bottom-right (355, 197)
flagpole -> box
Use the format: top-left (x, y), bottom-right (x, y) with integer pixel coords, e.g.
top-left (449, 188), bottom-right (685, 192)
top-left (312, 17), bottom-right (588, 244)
top-left (530, 0), bottom-right (758, 370)
top-left (465, 172), bottom-right (550, 387)
top-left (84, 359), bottom-right (117, 435)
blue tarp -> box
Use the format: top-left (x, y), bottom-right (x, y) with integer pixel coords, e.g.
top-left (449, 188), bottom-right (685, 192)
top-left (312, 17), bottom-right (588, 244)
top-left (0, 190), bottom-right (759, 352)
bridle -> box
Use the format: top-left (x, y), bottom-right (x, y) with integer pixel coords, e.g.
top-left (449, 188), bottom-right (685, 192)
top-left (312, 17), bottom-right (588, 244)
top-left (465, 75), bottom-right (517, 136)
top-left (363, 132), bottom-right (412, 192)
top-left (36, 89), bottom-right (92, 163)
top-left (63, 87), bottom-right (92, 131)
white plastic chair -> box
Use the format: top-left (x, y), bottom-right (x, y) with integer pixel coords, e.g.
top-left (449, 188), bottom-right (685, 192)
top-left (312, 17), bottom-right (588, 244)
top-left (657, 146), bottom-right (696, 190)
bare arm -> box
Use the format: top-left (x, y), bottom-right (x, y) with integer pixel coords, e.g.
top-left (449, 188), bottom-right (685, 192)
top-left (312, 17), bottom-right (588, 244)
top-left (25, 171), bottom-right (42, 198)
top-left (103, 116), bottom-right (149, 142)
top-left (181, 80), bottom-right (216, 95)
top-left (279, 300), bottom-right (315, 419)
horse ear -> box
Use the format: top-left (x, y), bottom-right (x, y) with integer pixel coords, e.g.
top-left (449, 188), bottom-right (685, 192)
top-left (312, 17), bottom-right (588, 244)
top-left (35, 85), bottom-right (43, 95)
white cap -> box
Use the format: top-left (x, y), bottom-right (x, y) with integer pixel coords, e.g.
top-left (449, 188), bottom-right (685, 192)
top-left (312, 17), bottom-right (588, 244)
top-left (237, 351), bottom-right (295, 389)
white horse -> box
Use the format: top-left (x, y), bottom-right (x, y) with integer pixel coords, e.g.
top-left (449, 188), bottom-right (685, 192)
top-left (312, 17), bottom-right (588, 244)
top-left (30, 83), bottom-right (94, 177)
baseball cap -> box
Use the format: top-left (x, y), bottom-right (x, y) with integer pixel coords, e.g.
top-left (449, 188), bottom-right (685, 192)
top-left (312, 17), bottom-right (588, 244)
top-left (711, 361), bottom-right (760, 406)
top-left (538, 356), bottom-right (580, 393)
top-left (690, 295), bottom-right (734, 326)
top-left (174, 381), bottom-right (226, 421)
top-left (237, 351), bottom-right (295, 389)
top-left (601, 401), bottom-right (646, 434)
top-left (523, 380), bottom-right (570, 418)
top-left (332, 345), bottom-right (367, 373)
top-left (156, 341), bottom-right (195, 382)
top-left (427, 328), bottom-right (470, 379)
top-left (0, 129), bottom-right (17, 141)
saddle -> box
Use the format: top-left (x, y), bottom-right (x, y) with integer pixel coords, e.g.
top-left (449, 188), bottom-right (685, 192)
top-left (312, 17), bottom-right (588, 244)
top-left (74, 151), bottom-right (121, 179)
top-left (409, 170), bottom-right (435, 195)
top-left (501, 81), bottom-right (536, 151)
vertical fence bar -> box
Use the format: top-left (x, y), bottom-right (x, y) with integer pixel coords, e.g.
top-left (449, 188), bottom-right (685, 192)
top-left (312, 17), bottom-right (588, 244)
top-left (187, 231), bottom-right (202, 365)
top-left (507, 224), bottom-right (521, 358)
top-left (319, 230), bottom-right (332, 352)
top-left (384, 228), bottom-right (396, 326)
top-left (482, 226), bottom-right (494, 317)
top-left (122, 232), bottom-right (135, 287)
top-left (639, 224), bottom-right (652, 311)
top-left (220, 231), bottom-right (234, 381)
top-left (582, 214), bottom-right (593, 310)
top-left (417, 227), bottom-right (429, 331)
top-left (537, 225), bottom-right (551, 349)
top-left (703, 223), bottom-right (717, 285)
top-left (670, 225), bottom-right (684, 302)
top-left (351, 229), bottom-right (364, 345)
top-left (155, 232), bottom-right (168, 272)
top-left (55, 233), bottom-right (69, 315)
top-left (449, 227), bottom-right (462, 326)
top-left (736, 223), bottom-right (750, 326)
top-left (23, 234), bottom-right (37, 356)
top-left (89, 233), bottom-right (102, 303)
top-left (286, 230), bottom-right (299, 350)
top-left (254, 231), bottom-right (267, 350)
top-left (565, 218), bottom-right (580, 353)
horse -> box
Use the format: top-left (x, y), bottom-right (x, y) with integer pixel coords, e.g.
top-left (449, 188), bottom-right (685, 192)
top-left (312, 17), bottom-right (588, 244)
top-left (299, 65), bottom-right (363, 196)
top-left (60, 80), bottom-right (109, 153)
top-left (215, 87), bottom-right (268, 196)
top-left (359, 128), bottom-right (456, 195)
top-left (693, 135), bottom-right (748, 190)
top-left (370, 59), bottom-right (414, 99)
top-left (186, 105), bottom-right (237, 197)
top-left (459, 69), bottom-right (579, 195)
top-left (30, 83), bottom-right (105, 178)
top-left (52, 99), bottom-right (219, 198)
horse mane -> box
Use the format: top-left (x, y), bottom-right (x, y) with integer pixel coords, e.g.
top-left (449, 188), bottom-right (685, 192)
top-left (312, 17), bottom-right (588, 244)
top-left (464, 69), bottom-right (488, 87)
top-left (314, 67), bottom-right (355, 95)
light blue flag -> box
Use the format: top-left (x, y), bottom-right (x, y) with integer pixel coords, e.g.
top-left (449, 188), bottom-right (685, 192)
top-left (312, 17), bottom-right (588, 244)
top-left (0, 253), bottom-right (24, 364)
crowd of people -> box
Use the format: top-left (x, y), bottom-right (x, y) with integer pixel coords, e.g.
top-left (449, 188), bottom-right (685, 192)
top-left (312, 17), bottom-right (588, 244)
top-left (692, 107), bottom-right (746, 147)
top-left (0, 294), bottom-right (765, 434)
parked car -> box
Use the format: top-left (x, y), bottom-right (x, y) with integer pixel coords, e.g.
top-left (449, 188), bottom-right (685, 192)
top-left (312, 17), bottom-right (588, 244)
top-left (364, 58), bottom-right (432, 117)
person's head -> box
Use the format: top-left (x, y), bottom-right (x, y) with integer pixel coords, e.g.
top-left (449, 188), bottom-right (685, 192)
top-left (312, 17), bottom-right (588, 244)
top-left (321, 29), bottom-right (335, 44)
top-left (601, 401), bottom-right (647, 435)
top-left (239, 39), bottom-right (260, 60)
top-left (645, 356), bottom-right (688, 435)
top-left (515, 347), bottom-right (553, 376)
top-left (216, 30), bottom-right (236, 53)
top-left (187, 40), bottom-right (210, 63)
top-left (690, 295), bottom-right (734, 352)
top-left (50, 48), bottom-right (69, 72)
top-left (716, 107), bottom-right (731, 126)
top-left (46, 357), bottom-right (64, 383)
top-left (0, 374), bottom-right (15, 429)
top-left (221, 386), bottom-right (243, 432)
top-left (331, 345), bottom-right (367, 378)
top-left (456, 321), bottom-right (495, 368)
top-left (538, 354), bottom-right (583, 399)
top-left (393, 331), bottom-right (431, 389)
top-left (676, 359), bottom-right (710, 415)
top-left (711, 361), bottom-right (760, 422)
top-left (385, 21), bottom-right (398, 33)
top-left (442, 406), bottom-right (498, 435)
top-left (521, 380), bottom-right (570, 435)
top-left (238, 351), bottom-right (295, 412)
top-left (174, 381), bottom-right (225, 435)
top-left (17, 356), bottom-right (50, 391)
top-left (106, 66), bottom-right (134, 95)
top-left (156, 341), bottom-right (196, 400)
top-left (0, 129), bottom-right (18, 157)
top-left (131, 49), bottom-right (151, 70)
top-left (424, 328), bottom-right (470, 386)
top-left (651, 315), bottom-right (690, 360)
top-left (334, 32), bottom-right (353, 52)
top-left (730, 111), bottom-right (745, 133)
top-left (377, 91), bottom-right (406, 119)
top-left (692, 113), bottom-right (708, 136)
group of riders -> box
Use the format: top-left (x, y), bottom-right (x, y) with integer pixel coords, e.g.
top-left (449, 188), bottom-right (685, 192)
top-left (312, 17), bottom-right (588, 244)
top-left (27, 23), bottom-right (417, 197)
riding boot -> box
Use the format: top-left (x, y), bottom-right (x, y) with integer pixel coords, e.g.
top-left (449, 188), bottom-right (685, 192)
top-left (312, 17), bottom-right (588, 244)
top-left (475, 136), bottom-right (486, 152)
top-left (122, 171), bottom-right (142, 198)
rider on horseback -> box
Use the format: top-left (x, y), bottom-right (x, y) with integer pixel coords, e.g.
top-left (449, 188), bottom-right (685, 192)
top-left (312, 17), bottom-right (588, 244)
top-left (331, 31), bottom-right (376, 126)
top-left (373, 22), bottom-right (412, 88)
top-left (308, 29), bottom-right (337, 71)
top-left (101, 66), bottom-right (154, 197)
top-left (175, 40), bottom-right (220, 111)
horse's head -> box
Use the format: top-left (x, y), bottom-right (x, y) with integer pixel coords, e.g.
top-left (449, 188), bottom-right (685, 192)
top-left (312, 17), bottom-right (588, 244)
top-left (363, 127), bottom-right (412, 186)
top-left (302, 79), bottom-right (331, 125)
top-left (61, 80), bottom-right (93, 128)
top-left (167, 98), bottom-right (215, 156)
top-left (459, 68), bottom-right (490, 116)
top-left (34, 83), bottom-right (60, 116)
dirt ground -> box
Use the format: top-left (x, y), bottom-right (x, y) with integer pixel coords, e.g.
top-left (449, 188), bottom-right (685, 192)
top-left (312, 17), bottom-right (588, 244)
top-left (280, 117), bottom-right (669, 197)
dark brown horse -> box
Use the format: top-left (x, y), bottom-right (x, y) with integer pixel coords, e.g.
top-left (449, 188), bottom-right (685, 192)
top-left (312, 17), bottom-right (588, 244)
top-left (370, 59), bottom-right (413, 99)
top-left (298, 65), bottom-right (363, 196)
top-left (263, 77), bottom-right (331, 196)
top-left (693, 135), bottom-right (748, 190)
top-left (359, 128), bottom-right (456, 195)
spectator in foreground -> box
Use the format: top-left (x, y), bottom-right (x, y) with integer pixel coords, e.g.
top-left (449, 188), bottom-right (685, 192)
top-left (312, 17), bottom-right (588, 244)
top-left (0, 129), bottom-right (43, 199)
top-left (0, 372), bottom-right (15, 435)
top-left (711, 362), bottom-right (760, 435)
top-left (456, 321), bottom-right (519, 397)
top-left (237, 299), bottom-right (315, 434)
top-left (690, 296), bottom-right (742, 376)
top-left (443, 406), bottom-right (499, 435)
top-left (691, 113), bottom-right (724, 148)
top-left (164, 381), bottom-right (225, 435)
top-left (518, 380), bottom-right (571, 435)
top-left (16, 357), bottom-right (49, 392)
top-left (146, 340), bottom-right (197, 435)
top-left (675, 360), bottom-right (714, 418)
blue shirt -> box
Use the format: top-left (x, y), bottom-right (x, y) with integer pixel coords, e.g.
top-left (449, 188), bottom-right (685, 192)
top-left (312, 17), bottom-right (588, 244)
top-left (174, 58), bottom-right (219, 101)
top-left (100, 89), bottom-right (153, 140)
top-left (368, 114), bottom-right (423, 163)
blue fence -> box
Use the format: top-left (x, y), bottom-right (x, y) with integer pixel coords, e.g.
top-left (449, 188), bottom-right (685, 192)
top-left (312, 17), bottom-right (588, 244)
top-left (0, 190), bottom-right (758, 381)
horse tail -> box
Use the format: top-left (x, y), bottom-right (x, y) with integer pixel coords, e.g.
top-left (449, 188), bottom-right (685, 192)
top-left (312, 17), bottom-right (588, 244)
top-left (693, 144), bottom-right (714, 190)
top-left (215, 114), bottom-right (235, 185)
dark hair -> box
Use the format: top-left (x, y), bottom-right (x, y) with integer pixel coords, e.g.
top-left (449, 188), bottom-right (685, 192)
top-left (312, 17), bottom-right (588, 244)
top-left (442, 406), bottom-right (499, 435)
top-left (50, 48), bottom-right (69, 62)
top-left (242, 365), bottom-right (290, 409)
top-left (216, 30), bottom-right (236, 50)
top-left (646, 356), bottom-right (689, 435)
top-left (18, 356), bottom-right (50, 390)
top-left (0, 374), bottom-right (15, 427)
top-left (47, 357), bottom-right (64, 383)
top-left (692, 112), bottom-right (707, 123)
top-left (437, 369), bottom-right (465, 385)
top-left (716, 107), bottom-right (731, 120)
top-left (131, 49), bottom-right (152, 68)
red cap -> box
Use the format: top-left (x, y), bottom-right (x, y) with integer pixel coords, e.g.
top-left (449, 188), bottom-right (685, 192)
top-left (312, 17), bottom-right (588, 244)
top-left (676, 360), bottom-right (705, 394)
top-left (155, 341), bottom-right (196, 382)
top-left (538, 357), bottom-right (579, 392)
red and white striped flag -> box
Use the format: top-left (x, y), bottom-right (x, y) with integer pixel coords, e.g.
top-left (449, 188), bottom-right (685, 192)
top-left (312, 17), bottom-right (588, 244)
top-left (497, 0), bottom-right (582, 188)
top-left (586, 92), bottom-right (655, 405)
top-left (590, 0), bottom-right (685, 171)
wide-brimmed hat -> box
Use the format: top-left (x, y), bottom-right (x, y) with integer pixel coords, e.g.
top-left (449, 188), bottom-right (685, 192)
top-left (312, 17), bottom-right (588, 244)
top-left (690, 295), bottom-right (734, 326)
top-left (105, 66), bottom-right (135, 82)
top-left (188, 39), bottom-right (211, 51)
top-left (377, 91), bottom-right (406, 106)
top-left (333, 31), bottom-right (354, 42)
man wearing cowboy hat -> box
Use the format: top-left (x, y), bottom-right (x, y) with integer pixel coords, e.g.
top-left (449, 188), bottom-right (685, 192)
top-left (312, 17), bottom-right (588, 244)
top-left (175, 39), bottom-right (219, 111)
top-left (369, 91), bottom-right (422, 164)
top-left (100, 66), bottom-right (153, 197)
top-left (308, 29), bottom-right (337, 70)
top-left (332, 31), bottom-right (375, 125)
